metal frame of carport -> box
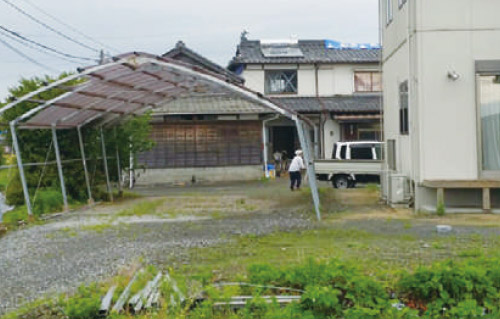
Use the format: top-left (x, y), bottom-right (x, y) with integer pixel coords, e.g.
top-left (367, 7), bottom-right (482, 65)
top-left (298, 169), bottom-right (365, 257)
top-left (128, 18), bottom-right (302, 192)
top-left (0, 53), bottom-right (322, 220)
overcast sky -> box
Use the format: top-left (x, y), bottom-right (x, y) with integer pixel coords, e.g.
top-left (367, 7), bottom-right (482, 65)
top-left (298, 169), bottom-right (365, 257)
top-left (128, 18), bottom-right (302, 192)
top-left (0, 0), bottom-right (379, 100)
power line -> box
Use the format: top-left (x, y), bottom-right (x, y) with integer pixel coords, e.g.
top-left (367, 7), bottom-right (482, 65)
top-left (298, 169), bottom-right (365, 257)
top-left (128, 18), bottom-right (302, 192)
top-left (0, 0), bottom-right (99, 54)
top-left (0, 25), bottom-right (96, 62)
top-left (0, 29), bottom-right (87, 64)
top-left (0, 37), bottom-right (58, 73)
top-left (19, 0), bottom-right (120, 54)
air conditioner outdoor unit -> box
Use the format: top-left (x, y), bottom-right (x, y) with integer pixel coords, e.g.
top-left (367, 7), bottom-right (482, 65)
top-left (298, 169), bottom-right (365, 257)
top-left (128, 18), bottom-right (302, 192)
top-left (389, 174), bottom-right (411, 205)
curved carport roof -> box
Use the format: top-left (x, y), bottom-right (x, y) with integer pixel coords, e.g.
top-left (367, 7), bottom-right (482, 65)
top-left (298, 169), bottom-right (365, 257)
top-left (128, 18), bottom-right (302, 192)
top-left (0, 52), bottom-right (321, 220)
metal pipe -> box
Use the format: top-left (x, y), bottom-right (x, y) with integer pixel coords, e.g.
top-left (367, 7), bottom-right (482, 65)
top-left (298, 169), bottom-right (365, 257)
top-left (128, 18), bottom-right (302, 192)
top-left (129, 140), bottom-right (134, 189)
top-left (112, 270), bottom-right (142, 313)
top-left (52, 124), bottom-right (69, 211)
top-left (262, 114), bottom-right (279, 178)
top-left (77, 126), bottom-right (93, 203)
top-left (99, 285), bottom-right (117, 316)
top-left (100, 127), bottom-right (113, 202)
top-left (114, 128), bottom-right (123, 196)
top-left (10, 122), bottom-right (32, 216)
top-left (295, 118), bottom-right (321, 221)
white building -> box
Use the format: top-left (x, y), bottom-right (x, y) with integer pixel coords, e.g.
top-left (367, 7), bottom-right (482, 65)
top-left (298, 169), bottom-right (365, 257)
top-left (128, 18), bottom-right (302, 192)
top-left (380, 0), bottom-right (500, 212)
top-left (228, 36), bottom-right (382, 160)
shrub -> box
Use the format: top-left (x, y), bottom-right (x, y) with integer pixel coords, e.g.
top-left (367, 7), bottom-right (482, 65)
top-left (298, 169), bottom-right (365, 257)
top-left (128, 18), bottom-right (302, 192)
top-left (63, 284), bottom-right (100, 319)
top-left (6, 171), bottom-right (24, 206)
top-left (397, 259), bottom-right (500, 314)
top-left (247, 259), bottom-right (390, 317)
top-left (33, 189), bottom-right (64, 216)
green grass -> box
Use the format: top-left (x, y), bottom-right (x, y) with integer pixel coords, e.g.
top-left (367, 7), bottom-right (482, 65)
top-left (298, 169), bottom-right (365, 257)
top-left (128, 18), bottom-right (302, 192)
top-left (116, 199), bottom-right (166, 217)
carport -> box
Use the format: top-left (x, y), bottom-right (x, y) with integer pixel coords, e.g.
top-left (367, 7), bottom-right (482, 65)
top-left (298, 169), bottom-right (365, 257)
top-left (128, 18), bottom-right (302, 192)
top-left (0, 52), bottom-right (322, 220)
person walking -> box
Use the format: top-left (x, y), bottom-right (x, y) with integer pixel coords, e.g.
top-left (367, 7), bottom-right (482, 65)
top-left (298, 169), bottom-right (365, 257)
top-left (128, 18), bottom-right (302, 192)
top-left (288, 150), bottom-right (305, 191)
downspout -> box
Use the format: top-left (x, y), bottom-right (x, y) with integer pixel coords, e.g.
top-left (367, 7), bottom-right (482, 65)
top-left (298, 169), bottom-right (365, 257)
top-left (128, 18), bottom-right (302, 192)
top-left (315, 63), bottom-right (327, 159)
top-left (262, 114), bottom-right (280, 178)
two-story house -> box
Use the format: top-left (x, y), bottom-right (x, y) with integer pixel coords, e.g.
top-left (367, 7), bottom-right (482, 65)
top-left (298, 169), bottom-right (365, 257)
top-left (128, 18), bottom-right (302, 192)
top-left (228, 35), bottom-right (382, 160)
top-left (380, 0), bottom-right (500, 212)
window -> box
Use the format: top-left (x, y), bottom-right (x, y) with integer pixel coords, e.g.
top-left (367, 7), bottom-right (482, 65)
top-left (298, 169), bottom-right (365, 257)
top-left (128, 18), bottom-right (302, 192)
top-left (478, 75), bottom-right (500, 172)
top-left (398, 0), bottom-right (407, 9)
top-left (350, 144), bottom-right (373, 160)
top-left (354, 71), bottom-right (382, 92)
top-left (399, 80), bottom-right (409, 135)
top-left (374, 144), bottom-right (383, 160)
top-left (265, 70), bottom-right (297, 94)
top-left (386, 0), bottom-right (393, 25)
top-left (339, 145), bottom-right (347, 160)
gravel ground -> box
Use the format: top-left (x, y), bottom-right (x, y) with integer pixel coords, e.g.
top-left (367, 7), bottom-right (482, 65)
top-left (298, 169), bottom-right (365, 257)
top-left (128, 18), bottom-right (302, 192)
top-left (0, 207), bottom-right (313, 314)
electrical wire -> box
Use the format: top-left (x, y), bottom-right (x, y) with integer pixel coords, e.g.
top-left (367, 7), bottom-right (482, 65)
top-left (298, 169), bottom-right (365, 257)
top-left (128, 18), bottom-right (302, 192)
top-left (0, 37), bottom-right (58, 73)
top-left (19, 0), bottom-right (120, 54)
top-left (0, 26), bottom-right (96, 63)
top-left (0, 0), bottom-right (99, 54)
top-left (0, 30), bottom-right (78, 64)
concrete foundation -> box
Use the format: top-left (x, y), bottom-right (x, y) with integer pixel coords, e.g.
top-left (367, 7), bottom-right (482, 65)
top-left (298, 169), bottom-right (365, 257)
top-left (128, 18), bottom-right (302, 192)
top-left (415, 185), bottom-right (500, 213)
top-left (135, 165), bottom-right (263, 185)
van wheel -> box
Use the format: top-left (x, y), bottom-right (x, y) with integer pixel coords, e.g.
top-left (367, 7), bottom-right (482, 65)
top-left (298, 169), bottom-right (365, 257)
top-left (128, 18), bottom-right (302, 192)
top-left (332, 175), bottom-right (350, 189)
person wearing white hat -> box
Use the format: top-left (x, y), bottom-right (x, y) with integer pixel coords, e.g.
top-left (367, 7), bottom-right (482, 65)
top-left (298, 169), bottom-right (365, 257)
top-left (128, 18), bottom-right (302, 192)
top-left (288, 150), bottom-right (305, 191)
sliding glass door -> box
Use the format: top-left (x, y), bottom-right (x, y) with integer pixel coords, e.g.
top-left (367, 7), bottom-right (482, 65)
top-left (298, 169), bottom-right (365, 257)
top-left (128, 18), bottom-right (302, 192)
top-left (479, 75), bottom-right (500, 176)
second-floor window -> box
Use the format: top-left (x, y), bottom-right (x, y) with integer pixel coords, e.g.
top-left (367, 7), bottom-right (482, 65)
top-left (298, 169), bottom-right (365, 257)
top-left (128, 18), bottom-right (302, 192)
top-left (399, 80), bottom-right (409, 135)
top-left (354, 71), bottom-right (382, 92)
top-left (386, 0), bottom-right (393, 25)
top-left (265, 70), bottom-right (297, 94)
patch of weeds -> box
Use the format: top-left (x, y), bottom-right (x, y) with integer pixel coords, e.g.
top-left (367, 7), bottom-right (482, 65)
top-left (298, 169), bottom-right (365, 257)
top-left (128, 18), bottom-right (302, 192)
top-left (365, 183), bottom-right (380, 192)
top-left (79, 223), bottom-right (113, 233)
top-left (403, 221), bottom-right (413, 229)
top-left (211, 211), bottom-right (224, 219)
top-left (117, 199), bottom-right (165, 217)
top-left (436, 202), bottom-right (445, 216)
top-left (431, 242), bottom-right (445, 249)
top-left (458, 249), bottom-right (483, 258)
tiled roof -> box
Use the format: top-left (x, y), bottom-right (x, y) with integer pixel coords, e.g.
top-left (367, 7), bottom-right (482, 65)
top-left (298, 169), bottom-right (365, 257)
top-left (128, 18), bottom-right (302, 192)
top-left (272, 95), bottom-right (381, 113)
top-left (153, 95), bottom-right (269, 115)
top-left (151, 95), bottom-right (381, 116)
top-left (229, 39), bottom-right (380, 68)
top-left (164, 41), bottom-right (244, 84)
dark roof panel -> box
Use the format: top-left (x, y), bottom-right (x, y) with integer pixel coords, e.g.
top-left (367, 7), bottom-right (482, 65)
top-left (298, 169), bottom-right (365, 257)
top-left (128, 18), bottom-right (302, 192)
top-left (164, 41), bottom-right (244, 84)
top-left (229, 40), bottom-right (381, 67)
top-left (272, 95), bottom-right (381, 113)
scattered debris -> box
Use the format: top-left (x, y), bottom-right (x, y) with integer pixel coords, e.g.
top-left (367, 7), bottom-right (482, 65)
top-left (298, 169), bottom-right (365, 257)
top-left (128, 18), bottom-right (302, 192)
top-left (99, 285), bottom-right (117, 316)
top-left (111, 269), bottom-right (143, 314)
top-left (436, 225), bottom-right (453, 234)
top-left (213, 295), bottom-right (301, 309)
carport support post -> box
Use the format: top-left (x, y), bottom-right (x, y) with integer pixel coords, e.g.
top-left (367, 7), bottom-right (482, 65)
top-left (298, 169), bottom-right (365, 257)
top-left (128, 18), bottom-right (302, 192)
top-left (314, 125), bottom-right (320, 159)
top-left (114, 128), bottom-right (123, 196)
top-left (52, 124), bottom-right (69, 211)
top-left (262, 121), bottom-right (269, 178)
top-left (77, 126), bottom-right (93, 204)
top-left (295, 118), bottom-right (321, 221)
top-left (100, 127), bottom-right (113, 202)
top-left (10, 122), bottom-right (33, 216)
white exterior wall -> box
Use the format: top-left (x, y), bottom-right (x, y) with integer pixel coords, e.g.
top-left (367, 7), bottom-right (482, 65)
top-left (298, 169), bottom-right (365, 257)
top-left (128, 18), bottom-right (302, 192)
top-left (240, 63), bottom-right (380, 96)
top-left (381, 0), bottom-right (500, 210)
top-left (243, 65), bottom-right (264, 93)
top-left (298, 64), bottom-right (316, 96)
top-left (323, 119), bottom-right (341, 159)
